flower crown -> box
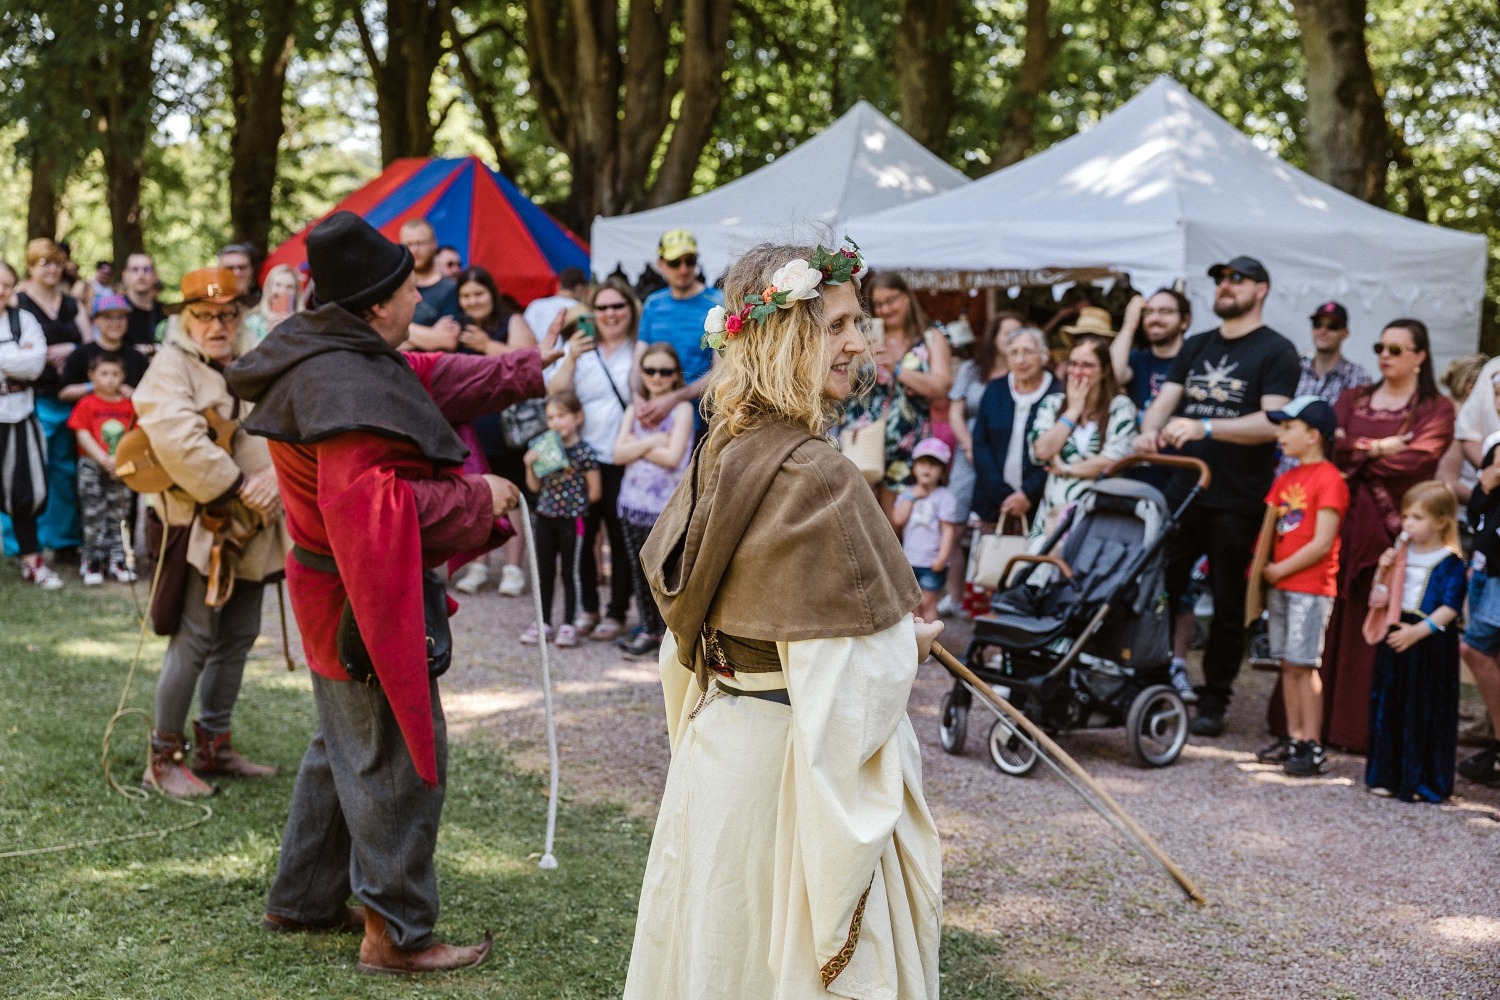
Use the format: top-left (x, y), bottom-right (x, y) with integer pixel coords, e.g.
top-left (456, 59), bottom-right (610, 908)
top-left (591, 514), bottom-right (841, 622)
top-left (702, 238), bottom-right (865, 351)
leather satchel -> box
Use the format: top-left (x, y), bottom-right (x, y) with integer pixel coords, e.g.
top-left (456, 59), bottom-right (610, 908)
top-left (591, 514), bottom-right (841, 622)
top-left (336, 569), bottom-right (453, 686)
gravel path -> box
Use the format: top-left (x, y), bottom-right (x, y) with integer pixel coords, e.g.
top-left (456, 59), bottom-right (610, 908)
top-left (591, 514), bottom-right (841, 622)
top-left (278, 584), bottom-right (1500, 998)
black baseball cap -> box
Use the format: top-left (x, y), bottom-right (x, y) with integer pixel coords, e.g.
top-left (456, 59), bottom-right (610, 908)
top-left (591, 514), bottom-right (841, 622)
top-left (1207, 256), bottom-right (1270, 285)
top-left (1268, 395), bottom-right (1337, 441)
top-left (1309, 301), bottom-right (1348, 327)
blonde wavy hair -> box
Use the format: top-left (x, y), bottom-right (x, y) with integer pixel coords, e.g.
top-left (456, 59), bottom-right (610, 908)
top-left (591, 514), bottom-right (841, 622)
top-left (1401, 480), bottom-right (1461, 553)
top-left (704, 242), bottom-right (873, 437)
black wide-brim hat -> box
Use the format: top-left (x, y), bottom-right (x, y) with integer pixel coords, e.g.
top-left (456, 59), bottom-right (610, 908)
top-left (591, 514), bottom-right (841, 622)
top-left (306, 211), bottom-right (414, 315)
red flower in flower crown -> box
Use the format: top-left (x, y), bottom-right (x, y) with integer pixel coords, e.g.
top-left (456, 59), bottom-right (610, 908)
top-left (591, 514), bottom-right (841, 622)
top-left (725, 313), bottom-right (744, 334)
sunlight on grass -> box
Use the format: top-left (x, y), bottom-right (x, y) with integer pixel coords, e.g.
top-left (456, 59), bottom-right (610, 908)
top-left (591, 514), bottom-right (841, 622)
top-left (56, 638), bottom-right (148, 660)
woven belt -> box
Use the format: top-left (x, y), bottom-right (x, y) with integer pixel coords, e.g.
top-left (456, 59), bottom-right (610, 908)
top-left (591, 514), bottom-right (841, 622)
top-left (0, 378), bottom-right (31, 395)
top-left (714, 679), bottom-right (790, 706)
top-left (290, 543), bottom-right (338, 575)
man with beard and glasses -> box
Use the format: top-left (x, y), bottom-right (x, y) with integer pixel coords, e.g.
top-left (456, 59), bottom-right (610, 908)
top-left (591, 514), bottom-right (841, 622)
top-left (1112, 287), bottom-right (1192, 421)
top-left (1136, 255), bottom-right (1299, 737)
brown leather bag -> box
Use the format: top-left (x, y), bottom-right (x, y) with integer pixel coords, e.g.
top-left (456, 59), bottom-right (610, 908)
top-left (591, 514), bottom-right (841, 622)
top-left (144, 508), bottom-right (193, 636)
top-left (116, 407), bottom-right (239, 494)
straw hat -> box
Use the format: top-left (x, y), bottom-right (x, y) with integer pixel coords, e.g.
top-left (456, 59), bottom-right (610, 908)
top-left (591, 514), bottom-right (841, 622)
top-left (1060, 305), bottom-right (1118, 345)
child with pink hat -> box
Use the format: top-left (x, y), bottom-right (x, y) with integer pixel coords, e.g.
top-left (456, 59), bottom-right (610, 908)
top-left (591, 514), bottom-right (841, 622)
top-left (892, 436), bottom-right (961, 622)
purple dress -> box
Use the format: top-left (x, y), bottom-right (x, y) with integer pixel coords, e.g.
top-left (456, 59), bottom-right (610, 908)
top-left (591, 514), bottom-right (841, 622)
top-left (617, 406), bottom-right (694, 637)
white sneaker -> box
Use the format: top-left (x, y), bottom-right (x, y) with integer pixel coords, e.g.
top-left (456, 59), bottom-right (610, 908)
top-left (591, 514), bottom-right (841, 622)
top-left (109, 562), bottom-right (136, 583)
top-left (935, 594), bottom-right (968, 619)
top-left (82, 565), bottom-right (105, 586)
top-left (452, 562), bottom-right (489, 594)
top-left (22, 561), bottom-right (64, 590)
top-left (498, 564), bottom-right (526, 597)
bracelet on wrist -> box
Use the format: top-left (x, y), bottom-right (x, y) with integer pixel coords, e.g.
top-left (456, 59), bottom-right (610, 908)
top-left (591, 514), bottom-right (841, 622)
top-left (1424, 618), bottom-right (1443, 634)
top-left (1058, 415), bottom-right (1077, 431)
top-left (1202, 418), bottom-right (1213, 439)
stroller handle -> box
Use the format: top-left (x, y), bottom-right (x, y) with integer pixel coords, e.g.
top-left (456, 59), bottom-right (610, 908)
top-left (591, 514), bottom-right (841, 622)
top-left (1104, 454), bottom-right (1212, 490)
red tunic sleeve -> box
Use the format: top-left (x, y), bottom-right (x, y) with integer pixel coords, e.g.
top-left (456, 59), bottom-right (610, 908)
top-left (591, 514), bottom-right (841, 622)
top-left (404, 349), bottom-right (545, 424)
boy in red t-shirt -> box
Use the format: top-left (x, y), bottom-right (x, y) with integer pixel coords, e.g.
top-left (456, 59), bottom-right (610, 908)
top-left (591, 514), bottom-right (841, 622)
top-left (66, 352), bottom-right (137, 585)
top-left (1261, 396), bottom-right (1349, 776)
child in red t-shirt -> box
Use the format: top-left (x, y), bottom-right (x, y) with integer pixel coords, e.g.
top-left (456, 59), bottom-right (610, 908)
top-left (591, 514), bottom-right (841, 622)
top-left (1261, 396), bottom-right (1349, 777)
top-left (66, 352), bottom-right (137, 585)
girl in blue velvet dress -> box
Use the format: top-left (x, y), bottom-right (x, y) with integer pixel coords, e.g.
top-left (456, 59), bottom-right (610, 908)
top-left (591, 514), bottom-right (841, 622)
top-left (1363, 481), bottom-right (1466, 802)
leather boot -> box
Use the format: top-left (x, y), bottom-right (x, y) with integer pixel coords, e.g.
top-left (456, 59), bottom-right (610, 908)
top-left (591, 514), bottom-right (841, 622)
top-left (192, 721), bottom-right (280, 778)
top-left (356, 910), bottom-right (492, 975)
top-left (263, 906), bottom-right (367, 934)
top-left (142, 732), bottom-right (216, 798)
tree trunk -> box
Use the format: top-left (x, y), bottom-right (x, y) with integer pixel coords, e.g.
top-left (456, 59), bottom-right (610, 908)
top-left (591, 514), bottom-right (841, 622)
top-left (523, 0), bottom-right (735, 229)
top-left (895, 0), bottom-right (959, 158)
top-left (354, 0), bottom-right (452, 164)
top-left (645, 0), bottom-right (733, 208)
top-left (26, 147), bottom-right (60, 240)
top-left (226, 2), bottom-right (298, 251)
top-left (91, 26), bottom-right (160, 267)
top-left (1291, 0), bottom-right (1389, 204)
top-left (991, 0), bottom-right (1064, 170)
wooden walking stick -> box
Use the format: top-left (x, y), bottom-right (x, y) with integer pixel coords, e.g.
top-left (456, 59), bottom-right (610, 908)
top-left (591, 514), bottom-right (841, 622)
top-left (932, 641), bottom-right (1207, 906)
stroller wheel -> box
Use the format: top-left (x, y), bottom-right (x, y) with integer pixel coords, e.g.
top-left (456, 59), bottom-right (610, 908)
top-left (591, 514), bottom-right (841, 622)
top-left (1127, 684), bottom-right (1189, 767)
top-left (987, 717), bottom-right (1039, 776)
top-left (938, 692), bottom-right (968, 754)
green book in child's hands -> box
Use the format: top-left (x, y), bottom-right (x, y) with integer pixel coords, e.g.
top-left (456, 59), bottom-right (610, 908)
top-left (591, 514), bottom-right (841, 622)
top-left (528, 430), bottom-right (568, 478)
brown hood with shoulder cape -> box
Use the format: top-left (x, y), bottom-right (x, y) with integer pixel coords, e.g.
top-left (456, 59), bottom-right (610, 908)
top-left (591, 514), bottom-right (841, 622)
top-left (641, 419), bottom-right (920, 689)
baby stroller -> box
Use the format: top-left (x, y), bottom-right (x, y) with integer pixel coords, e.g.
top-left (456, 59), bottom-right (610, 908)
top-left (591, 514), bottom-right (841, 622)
top-left (938, 455), bottom-right (1210, 776)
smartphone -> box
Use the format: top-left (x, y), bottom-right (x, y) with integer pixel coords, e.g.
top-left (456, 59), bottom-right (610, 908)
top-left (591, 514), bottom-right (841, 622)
top-left (576, 312), bottom-right (597, 348)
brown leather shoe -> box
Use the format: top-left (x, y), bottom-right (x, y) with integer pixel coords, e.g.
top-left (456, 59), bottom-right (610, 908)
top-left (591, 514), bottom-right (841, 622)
top-left (192, 721), bottom-right (279, 778)
top-left (356, 911), bottom-right (492, 975)
top-left (263, 906), bottom-right (367, 934)
top-left (142, 732), bottom-right (217, 799)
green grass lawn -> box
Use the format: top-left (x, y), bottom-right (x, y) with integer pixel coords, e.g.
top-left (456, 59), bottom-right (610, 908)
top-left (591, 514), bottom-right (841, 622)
top-left (0, 572), bottom-right (1030, 999)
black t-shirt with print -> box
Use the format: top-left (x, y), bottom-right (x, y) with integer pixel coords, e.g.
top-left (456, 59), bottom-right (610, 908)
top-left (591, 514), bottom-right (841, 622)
top-left (1165, 325), bottom-right (1299, 511)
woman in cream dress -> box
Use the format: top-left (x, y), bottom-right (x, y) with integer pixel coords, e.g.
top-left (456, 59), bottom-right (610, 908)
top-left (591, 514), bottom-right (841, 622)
top-left (630, 240), bottom-right (943, 999)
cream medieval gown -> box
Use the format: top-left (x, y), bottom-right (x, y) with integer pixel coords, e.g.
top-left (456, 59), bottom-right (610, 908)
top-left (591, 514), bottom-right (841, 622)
top-left (623, 618), bottom-right (942, 999)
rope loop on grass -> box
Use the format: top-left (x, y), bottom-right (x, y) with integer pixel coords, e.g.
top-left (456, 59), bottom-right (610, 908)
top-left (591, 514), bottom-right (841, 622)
top-left (518, 494), bottom-right (562, 869)
top-left (0, 500), bottom-right (216, 861)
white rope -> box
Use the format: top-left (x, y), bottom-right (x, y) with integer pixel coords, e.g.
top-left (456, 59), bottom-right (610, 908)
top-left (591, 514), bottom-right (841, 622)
top-left (517, 495), bottom-right (561, 869)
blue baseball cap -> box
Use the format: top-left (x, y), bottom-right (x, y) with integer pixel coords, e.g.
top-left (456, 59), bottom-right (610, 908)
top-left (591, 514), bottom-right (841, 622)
top-left (1268, 395), bottom-right (1337, 440)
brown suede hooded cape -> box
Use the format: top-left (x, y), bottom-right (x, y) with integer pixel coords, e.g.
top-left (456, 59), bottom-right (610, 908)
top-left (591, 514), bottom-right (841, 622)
top-left (641, 419), bottom-right (920, 689)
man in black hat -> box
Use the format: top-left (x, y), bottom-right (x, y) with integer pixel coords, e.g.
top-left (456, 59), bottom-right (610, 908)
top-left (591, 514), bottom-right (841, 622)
top-left (1135, 254), bottom-right (1300, 736)
top-left (228, 210), bottom-right (550, 974)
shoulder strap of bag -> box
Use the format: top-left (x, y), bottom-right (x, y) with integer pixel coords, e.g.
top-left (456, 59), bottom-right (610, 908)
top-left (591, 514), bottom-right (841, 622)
top-left (590, 346), bottom-right (629, 410)
top-left (3, 307), bottom-right (18, 344)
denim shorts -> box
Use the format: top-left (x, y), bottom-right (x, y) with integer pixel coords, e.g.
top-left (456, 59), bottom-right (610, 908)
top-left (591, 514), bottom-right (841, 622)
top-left (1266, 589), bottom-right (1335, 667)
top-left (912, 566), bottom-right (946, 592)
top-left (1463, 573), bottom-right (1500, 655)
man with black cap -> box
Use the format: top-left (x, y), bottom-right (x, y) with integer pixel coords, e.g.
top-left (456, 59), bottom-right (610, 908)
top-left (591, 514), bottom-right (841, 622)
top-left (1274, 301), bottom-right (1371, 478)
top-left (1136, 254), bottom-right (1300, 736)
top-left (229, 211), bottom-right (550, 974)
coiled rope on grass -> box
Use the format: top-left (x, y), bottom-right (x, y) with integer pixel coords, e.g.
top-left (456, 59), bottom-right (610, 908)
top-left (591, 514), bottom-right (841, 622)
top-left (0, 514), bottom-right (214, 861)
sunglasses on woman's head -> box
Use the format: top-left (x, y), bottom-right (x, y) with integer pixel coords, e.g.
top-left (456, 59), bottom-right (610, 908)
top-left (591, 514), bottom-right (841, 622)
top-left (641, 366), bottom-right (678, 377)
top-left (1373, 343), bottom-right (1413, 357)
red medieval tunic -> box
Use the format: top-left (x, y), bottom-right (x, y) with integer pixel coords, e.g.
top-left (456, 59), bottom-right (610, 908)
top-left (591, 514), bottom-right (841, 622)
top-left (270, 349), bottom-right (542, 784)
top-left (1268, 387), bottom-right (1453, 753)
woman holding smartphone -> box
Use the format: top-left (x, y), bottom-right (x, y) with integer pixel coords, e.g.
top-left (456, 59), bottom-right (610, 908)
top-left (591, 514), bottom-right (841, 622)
top-left (240, 264), bottom-right (303, 352)
top-left (544, 278), bottom-right (646, 642)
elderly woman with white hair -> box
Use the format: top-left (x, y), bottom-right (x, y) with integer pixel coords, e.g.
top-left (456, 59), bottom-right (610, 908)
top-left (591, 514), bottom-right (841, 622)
top-left (626, 240), bottom-right (943, 998)
top-left (969, 324), bottom-right (1060, 530)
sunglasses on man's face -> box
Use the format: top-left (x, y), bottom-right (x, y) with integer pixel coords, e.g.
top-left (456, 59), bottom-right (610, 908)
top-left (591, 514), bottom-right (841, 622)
top-left (641, 366), bottom-right (678, 378)
top-left (1373, 342), bottom-right (1414, 357)
top-left (664, 255), bottom-right (698, 269)
top-left (1214, 271), bottom-right (1252, 286)
top-left (1312, 319), bottom-right (1345, 331)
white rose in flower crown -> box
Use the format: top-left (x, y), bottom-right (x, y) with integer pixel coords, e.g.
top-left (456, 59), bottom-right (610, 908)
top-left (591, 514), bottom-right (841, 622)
top-left (770, 259), bottom-right (823, 303)
top-left (703, 304), bottom-right (727, 335)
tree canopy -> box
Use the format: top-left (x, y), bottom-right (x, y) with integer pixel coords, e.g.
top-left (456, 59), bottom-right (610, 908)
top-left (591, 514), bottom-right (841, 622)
top-left (0, 0), bottom-right (1494, 345)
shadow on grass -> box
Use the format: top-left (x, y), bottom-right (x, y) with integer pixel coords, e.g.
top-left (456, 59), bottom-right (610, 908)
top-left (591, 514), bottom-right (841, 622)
top-left (0, 574), bottom-right (1038, 999)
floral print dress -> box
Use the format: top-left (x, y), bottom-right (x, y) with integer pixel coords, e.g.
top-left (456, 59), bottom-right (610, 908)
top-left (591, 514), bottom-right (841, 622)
top-left (840, 335), bottom-right (934, 490)
top-left (1026, 392), bottom-right (1137, 545)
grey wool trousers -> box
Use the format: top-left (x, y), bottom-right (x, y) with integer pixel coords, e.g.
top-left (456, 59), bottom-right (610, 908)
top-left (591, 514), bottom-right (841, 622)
top-left (265, 672), bottom-right (448, 950)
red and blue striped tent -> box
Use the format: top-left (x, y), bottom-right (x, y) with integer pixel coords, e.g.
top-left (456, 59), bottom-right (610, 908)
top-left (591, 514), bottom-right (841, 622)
top-left (264, 156), bottom-right (589, 306)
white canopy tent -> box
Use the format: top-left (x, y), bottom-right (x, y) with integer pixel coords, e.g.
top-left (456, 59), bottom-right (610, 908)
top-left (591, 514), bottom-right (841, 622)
top-left (849, 77), bottom-right (1488, 369)
top-left (590, 100), bottom-right (970, 284)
